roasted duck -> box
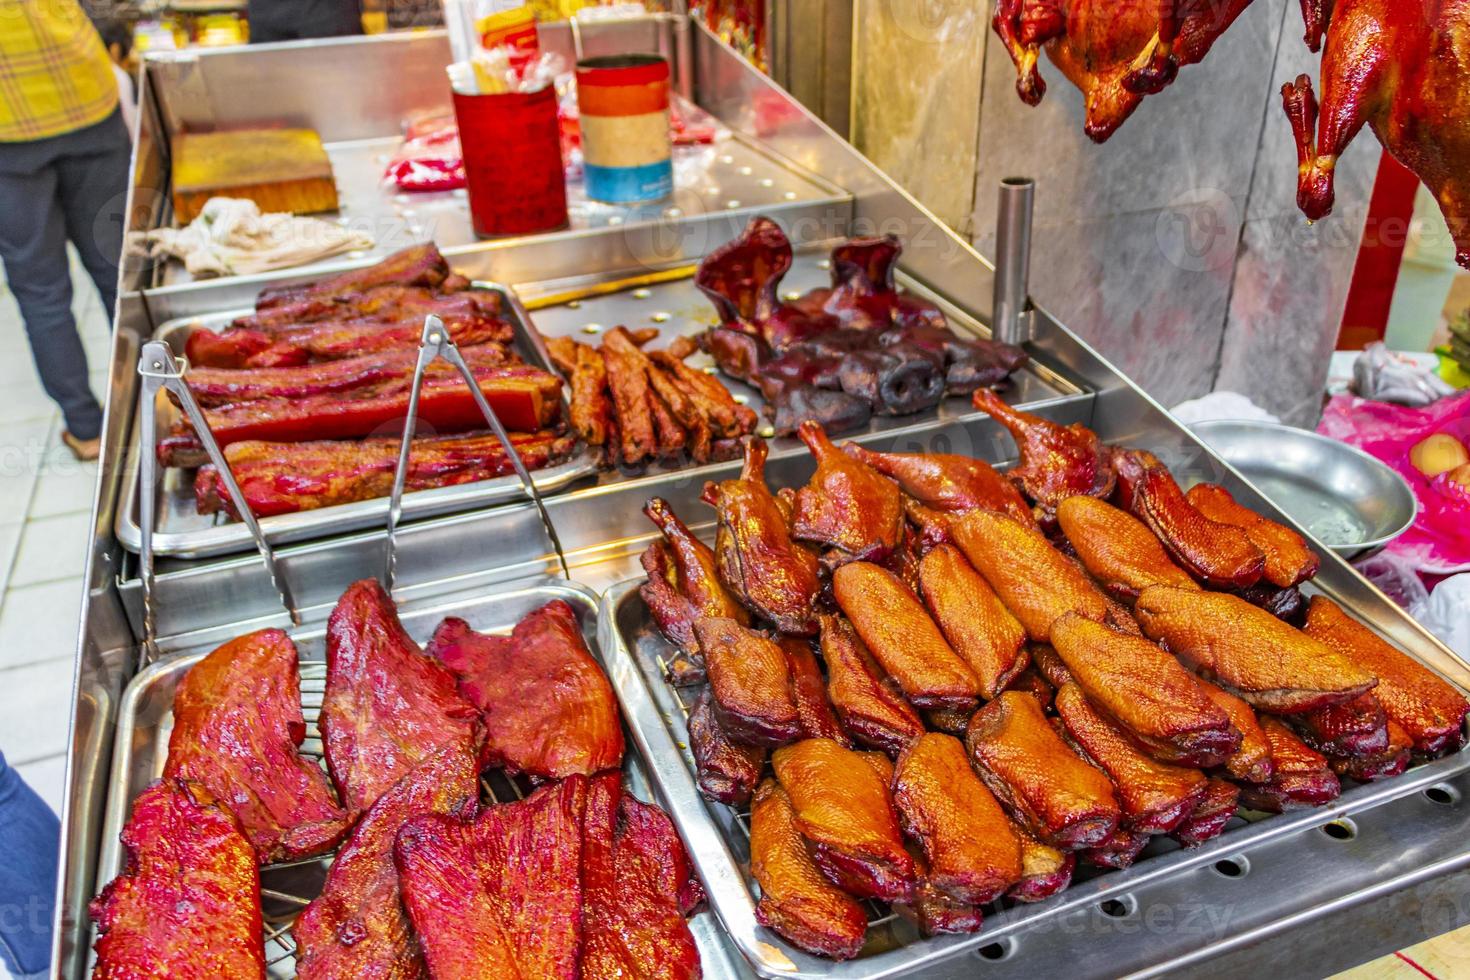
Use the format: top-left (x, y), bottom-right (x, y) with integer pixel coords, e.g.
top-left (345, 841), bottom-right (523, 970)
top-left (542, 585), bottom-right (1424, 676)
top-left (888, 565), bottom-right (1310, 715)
top-left (1171, 778), bottom-right (1241, 847)
top-left (965, 691), bottom-right (1121, 850)
top-left (695, 616), bottom-right (803, 746)
top-left (1332, 719), bottom-right (1413, 782)
top-left (640, 496), bottom-right (749, 679)
top-left (917, 543), bottom-right (1030, 699)
top-left (1002, 665), bottom-right (1058, 711)
top-left (950, 509), bottom-right (1109, 640)
top-left (843, 443), bottom-right (1035, 527)
top-left (194, 430), bottom-right (575, 518)
top-left (1049, 613), bottom-right (1239, 767)
top-left (1135, 586), bottom-right (1378, 713)
top-left (702, 438), bottom-right (823, 635)
top-left (1283, 0), bottom-right (1470, 268)
top-left (894, 858), bottom-right (985, 936)
top-left (427, 600), bottom-right (625, 779)
top-left (163, 628), bottom-right (350, 864)
top-left (1082, 828), bottom-right (1151, 870)
top-left (1185, 483), bottom-right (1320, 588)
top-left (1291, 692), bottom-right (1391, 758)
top-left (992, 0), bottom-right (1258, 142)
top-left (91, 780), bottom-right (265, 980)
top-left (256, 243), bottom-right (452, 309)
top-left (749, 779), bottom-right (869, 960)
top-left (1237, 719), bottom-right (1342, 812)
top-left (1054, 682), bottom-right (1209, 834)
top-left (581, 773), bottom-right (705, 980)
top-left (1112, 450), bottom-right (1265, 588)
top-left (1007, 823), bottom-right (1075, 902)
top-left (1303, 596), bottom-right (1470, 755)
top-left (783, 636), bottom-right (851, 744)
top-left (832, 561), bottom-right (982, 712)
top-left (1028, 642), bottom-right (1074, 689)
top-left (1056, 495), bottom-right (1199, 600)
top-left (688, 688), bottom-right (768, 806)
top-left (892, 733), bottom-right (1024, 905)
top-left (395, 775), bottom-right (590, 978)
top-left (772, 738), bottom-right (917, 901)
top-left (818, 613), bottom-right (926, 754)
top-left (1194, 677), bottom-right (1276, 784)
top-left (790, 421), bottom-right (904, 565)
top-left (972, 391), bottom-right (1114, 521)
top-left (320, 579), bottom-right (480, 817)
top-left (294, 743), bottom-right (479, 978)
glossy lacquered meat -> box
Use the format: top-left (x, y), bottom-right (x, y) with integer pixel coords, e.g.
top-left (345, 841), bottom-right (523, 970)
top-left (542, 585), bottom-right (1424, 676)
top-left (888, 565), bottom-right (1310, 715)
top-left (702, 438), bottom-right (822, 635)
top-left (695, 617), bottom-right (803, 747)
top-left (194, 430), bottom-right (575, 519)
top-left (1054, 683), bottom-right (1208, 834)
top-left (186, 309), bottom-right (512, 370)
top-left (1170, 778), bottom-right (1241, 847)
top-left (256, 243), bottom-right (451, 310)
top-left (1185, 483), bottom-right (1320, 588)
top-left (164, 629), bottom-right (350, 864)
top-left (688, 688), bottom-right (767, 806)
top-left (1291, 692), bottom-right (1391, 757)
top-left (950, 509), bottom-right (1109, 640)
top-left (1112, 450), bottom-right (1265, 588)
top-left (892, 734), bottom-right (1023, 904)
top-left (1193, 677), bottom-right (1275, 784)
top-left (843, 444), bottom-right (1035, 526)
top-left (772, 738), bottom-right (917, 902)
top-left (1056, 495), bottom-right (1199, 600)
top-left (1006, 822), bottom-right (1076, 902)
top-left (818, 613), bottom-right (926, 754)
top-left (427, 600), bottom-right (624, 779)
top-left (294, 743), bottom-right (479, 979)
top-left (321, 579), bottom-right (480, 818)
top-left (749, 779), bottom-right (869, 960)
top-left (972, 391), bottom-right (1114, 520)
top-left (1135, 586), bottom-right (1378, 714)
top-left (1332, 719), bottom-right (1413, 782)
top-left (91, 781), bottom-right (265, 980)
top-left (917, 544), bottom-right (1029, 699)
top-left (833, 561), bottom-right (981, 712)
top-left (1303, 596), bottom-right (1470, 755)
top-left (790, 421), bottom-right (904, 565)
top-left (894, 858), bottom-right (985, 936)
top-left (1237, 719), bottom-right (1342, 812)
top-left (965, 691), bottom-right (1120, 850)
top-left (1049, 613), bottom-right (1239, 767)
top-left (640, 497), bottom-right (749, 679)
top-left (783, 636), bottom-right (850, 744)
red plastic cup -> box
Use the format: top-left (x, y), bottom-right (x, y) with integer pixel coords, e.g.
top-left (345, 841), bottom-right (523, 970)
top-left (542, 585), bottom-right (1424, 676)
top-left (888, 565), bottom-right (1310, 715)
top-left (452, 86), bottom-right (568, 237)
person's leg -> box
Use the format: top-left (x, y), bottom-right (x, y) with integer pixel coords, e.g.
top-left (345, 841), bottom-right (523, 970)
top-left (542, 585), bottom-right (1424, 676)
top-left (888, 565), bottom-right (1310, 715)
top-left (0, 164), bottom-right (104, 440)
top-left (53, 110), bottom-right (130, 321)
top-left (0, 752), bottom-right (60, 978)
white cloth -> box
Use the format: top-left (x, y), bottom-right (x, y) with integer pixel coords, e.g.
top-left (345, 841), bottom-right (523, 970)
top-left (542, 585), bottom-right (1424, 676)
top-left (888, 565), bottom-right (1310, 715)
top-left (132, 197), bottom-right (374, 278)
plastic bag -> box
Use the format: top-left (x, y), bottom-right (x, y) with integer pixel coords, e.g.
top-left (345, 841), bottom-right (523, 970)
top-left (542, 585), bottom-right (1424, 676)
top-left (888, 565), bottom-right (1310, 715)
top-left (384, 111), bottom-right (465, 193)
top-left (1410, 574), bottom-right (1470, 658)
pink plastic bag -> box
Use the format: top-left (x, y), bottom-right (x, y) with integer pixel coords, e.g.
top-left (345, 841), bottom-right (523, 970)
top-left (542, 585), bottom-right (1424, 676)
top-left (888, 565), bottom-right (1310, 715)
top-left (384, 111), bottom-right (466, 192)
top-left (1317, 391), bottom-right (1470, 574)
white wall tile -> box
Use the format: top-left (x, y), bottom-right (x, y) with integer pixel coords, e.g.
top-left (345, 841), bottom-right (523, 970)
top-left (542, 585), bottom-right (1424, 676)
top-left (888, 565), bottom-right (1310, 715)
top-left (0, 656), bottom-right (75, 765)
top-left (8, 512), bottom-right (90, 589)
top-left (0, 579), bottom-right (85, 671)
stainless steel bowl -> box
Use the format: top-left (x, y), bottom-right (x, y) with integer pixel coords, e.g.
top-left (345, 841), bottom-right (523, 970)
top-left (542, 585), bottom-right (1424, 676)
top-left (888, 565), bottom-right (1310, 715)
top-left (1188, 418), bottom-right (1416, 559)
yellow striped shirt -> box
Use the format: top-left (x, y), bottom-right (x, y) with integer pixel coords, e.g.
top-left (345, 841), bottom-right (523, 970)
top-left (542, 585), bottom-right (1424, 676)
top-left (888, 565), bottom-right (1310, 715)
top-left (0, 1), bottom-right (119, 142)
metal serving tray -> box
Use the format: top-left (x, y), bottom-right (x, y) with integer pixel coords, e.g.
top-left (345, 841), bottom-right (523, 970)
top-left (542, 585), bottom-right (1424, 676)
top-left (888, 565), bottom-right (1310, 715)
top-left (114, 284), bottom-right (600, 560)
top-left (600, 578), bottom-right (1470, 979)
top-left (96, 577), bottom-right (750, 980)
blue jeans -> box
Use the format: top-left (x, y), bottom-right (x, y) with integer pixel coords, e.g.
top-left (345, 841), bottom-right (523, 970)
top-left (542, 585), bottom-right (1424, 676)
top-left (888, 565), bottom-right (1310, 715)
top-left (0, 752), bottom-right (58, 977)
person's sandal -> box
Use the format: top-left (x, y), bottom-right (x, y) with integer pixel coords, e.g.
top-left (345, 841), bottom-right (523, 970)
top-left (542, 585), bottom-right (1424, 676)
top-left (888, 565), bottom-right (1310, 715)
top-left (62, 431), bottom-right (101, 462)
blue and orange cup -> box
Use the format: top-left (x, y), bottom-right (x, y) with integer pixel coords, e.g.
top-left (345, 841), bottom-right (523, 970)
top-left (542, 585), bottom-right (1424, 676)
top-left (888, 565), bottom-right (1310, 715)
top-left (575, 54), bottom-right (674, 204)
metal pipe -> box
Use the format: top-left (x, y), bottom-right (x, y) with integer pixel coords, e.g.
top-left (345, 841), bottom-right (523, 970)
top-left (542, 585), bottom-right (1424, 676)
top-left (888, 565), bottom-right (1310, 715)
top-left (993, 176), bottom-right (1035, 345)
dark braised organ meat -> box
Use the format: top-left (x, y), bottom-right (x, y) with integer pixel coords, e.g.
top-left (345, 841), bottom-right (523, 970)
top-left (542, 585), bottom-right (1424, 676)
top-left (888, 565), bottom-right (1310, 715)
top-left (1054, 683), bottom-right (1208, 834)
top-left (892, 733), bottom-right (1024, 905)
top-left (640, 496), bottom-right (749, 673)
top-left (702, 437), bottom-right (822, 635)
top-left (790, 421), bottom-right (904, 565)
top-left (395, 775), bottom-right (590, 979)
top-left (818, 613), bottom-right (926, 754)
top-left (917, 543), bottom-right (1029, 699)
top-left (688, 688), bottom-right (768, 806)
top-left (1194, 677), bottom-right (1275, 784)
top-left (1056, 495), bottom-right (1199, 600)
top-left (91, 781), bottom-right (266, 980)
top-left (951, 509), bottom-right (1110, 641)
top-left (320, 579), bottom-right (480, 818)
top-left (427, 600), bottom-right (624, 779)
top-left (194, 430), bottom-right (576, 519)
top-left (772, 738), bottom-right (917, 902)
top-left (1112, 450), bottom-right (1265, 589)
top-left (1303, 596), bottom-right (1470, 755)
top-left (695, 617), bottom-right (803, 747)
top-left (1237, 719), bottom-right (1342, 812)
top-left (293, 743), bottom-right (479, 978)
top-left (832, 561), bottom-right (981, 712)
top-left (1007, 822), bottom-right (1075, 902)
top-left (163, 628), bottom-right (350, 864)
top-left (1186, 483), bottom-right (1320, 588)
top-left (845, 444), bottom-right (1035, 529)
top-left (255, 242), bottom-right (451, 309)
top-left (972, 390), bottom-right (1115, 520)
top-left (1049, 613), bottom-right (1239, 768)
top-left (749, 779), bottom-right (869, 961)
top-left (964, 691), bottom-right (1121, 850)
top-left (1170, 778), bottom-right (1241, 848)
top-left (1134, 586), bottom-right (1378, 714)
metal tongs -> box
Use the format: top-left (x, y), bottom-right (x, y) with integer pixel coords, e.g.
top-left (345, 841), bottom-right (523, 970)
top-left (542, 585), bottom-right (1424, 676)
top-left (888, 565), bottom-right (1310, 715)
top-left (382, 315), bottom-right (570, 590)
top-left (136, 341), bottom-right (299, 664)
